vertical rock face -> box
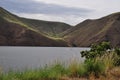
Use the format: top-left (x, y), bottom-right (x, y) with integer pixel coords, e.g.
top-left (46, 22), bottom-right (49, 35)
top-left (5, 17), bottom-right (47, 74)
top-left (63, 12), bottom-right (120, 47)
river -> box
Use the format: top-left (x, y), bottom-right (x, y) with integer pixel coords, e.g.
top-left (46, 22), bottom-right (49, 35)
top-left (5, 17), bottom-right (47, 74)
top-left (0, 47), bottom-right (90, 72)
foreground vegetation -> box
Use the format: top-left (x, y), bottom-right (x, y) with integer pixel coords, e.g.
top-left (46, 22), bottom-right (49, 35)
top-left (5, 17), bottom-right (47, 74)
top-left (0, 42), bottom-right (120, 80)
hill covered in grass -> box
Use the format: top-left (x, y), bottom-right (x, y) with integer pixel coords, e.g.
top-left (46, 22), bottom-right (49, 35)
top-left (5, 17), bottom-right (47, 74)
top-left (0, 7), bottom-right (120, 47)
top-left (0, 7), bottom-right (72, 36)
top-left (63, 12), bottom-right (120, 47)
top-left (0, 7), bottom-right (70, 46)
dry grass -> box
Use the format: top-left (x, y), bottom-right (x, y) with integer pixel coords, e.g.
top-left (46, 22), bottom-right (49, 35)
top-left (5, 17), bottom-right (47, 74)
top-left (0, 62), bottom-right (120, 80)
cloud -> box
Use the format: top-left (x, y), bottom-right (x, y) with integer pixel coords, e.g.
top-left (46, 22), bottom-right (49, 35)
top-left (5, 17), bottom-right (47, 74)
top-left (0, 0), bottom-right (92, 17)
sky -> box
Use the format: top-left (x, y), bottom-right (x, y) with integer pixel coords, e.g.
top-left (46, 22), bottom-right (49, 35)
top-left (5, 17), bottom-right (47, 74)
top-left (0, 0), bottom-right (120, 25)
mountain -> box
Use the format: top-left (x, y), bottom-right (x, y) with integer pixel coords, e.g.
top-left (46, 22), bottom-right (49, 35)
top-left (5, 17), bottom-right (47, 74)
top-left (1, 7), bottom-right (120, 47)
top-left (0, 7), bottom-right (70, 46)
top-left (63, 12), bottom-right (120, 47)
top-left (19, 18), bottom-right (72, 37)
top-left (0, 7), bottom-right (72, 37)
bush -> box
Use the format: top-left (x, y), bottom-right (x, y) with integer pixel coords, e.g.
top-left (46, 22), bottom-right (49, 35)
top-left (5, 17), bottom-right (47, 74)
top-left (80, 42), bottom-right (120, 77)
top-left (77, 64), bottom-right (87, 77)
top-left (114, 48), bottom-right (120, 66)
top-left (81, 42), bottom-right (111, 60)
top-left (84, 59), bottom-right (105, 77)
top-left (68, 61), bottom-right (87, 77)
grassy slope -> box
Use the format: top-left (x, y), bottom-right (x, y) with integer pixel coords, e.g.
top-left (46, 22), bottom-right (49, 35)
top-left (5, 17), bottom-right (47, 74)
top-left (0, 7), bottom-right (72, 37)
top-left (0, 17), bottom-right (69, 46)
top-left (0, 7), bottom-right (69, 46)
top-left (63, 12), bottom-right (120, 47)
top-left (0, 7), bottom-right (40, 33)
top-left (19, 18), bottom-right (72, 37)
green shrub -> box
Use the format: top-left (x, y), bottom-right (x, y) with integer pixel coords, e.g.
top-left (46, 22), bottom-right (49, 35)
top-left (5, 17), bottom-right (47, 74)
top-left (77, 64), bottom-right (87, 77)
top-left (81, 42), bottom-right (111, 60)
top-left (114, 48), bottom-right (120, 66)
top-left (80, 42), bottom-right (118, 77)
top-left (68, 61), bottom-right (86, 77)
top-left (84, 60), bottom-right (105, 77)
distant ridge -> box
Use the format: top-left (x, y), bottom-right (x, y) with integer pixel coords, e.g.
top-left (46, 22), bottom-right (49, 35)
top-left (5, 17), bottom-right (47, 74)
top-left (63, 12), bottom-right (120, 47)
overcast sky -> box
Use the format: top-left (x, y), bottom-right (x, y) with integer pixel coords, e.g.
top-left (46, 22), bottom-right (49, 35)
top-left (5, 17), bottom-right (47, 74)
top-left (0, 0), bottom-right (120, 25)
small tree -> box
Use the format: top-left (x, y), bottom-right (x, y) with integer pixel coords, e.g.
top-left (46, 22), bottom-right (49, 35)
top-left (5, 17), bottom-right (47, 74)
top-left (81, 42), bottom-right (111, 60)
top-left (80, 42), bottom-right (111, 76)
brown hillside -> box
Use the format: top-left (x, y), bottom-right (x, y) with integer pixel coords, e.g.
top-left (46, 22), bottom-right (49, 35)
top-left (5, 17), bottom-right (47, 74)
top-left (0, 17), bottom-right (68, 46)
top-left (63, 12), bottom-right (120, 47)
top-left (0, 7), bottom-right (72, 37)
top-left (0, 7), bottom-right (70, 46)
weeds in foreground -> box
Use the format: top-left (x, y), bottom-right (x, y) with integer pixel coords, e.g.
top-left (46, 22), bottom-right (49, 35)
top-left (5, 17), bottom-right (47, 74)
top-left (0, 60), bottom-right (106, 80)
top-left (0, 59), bottom-right (119, 80)
top-left (0, 42), bottom-right (120, 80)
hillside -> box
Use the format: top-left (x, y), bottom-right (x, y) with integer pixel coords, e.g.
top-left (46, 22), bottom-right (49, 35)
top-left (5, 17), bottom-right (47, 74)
top-left (19, 18), bottom-right (72, 37)
top-left (1, 7), bottom-right (120, 47)
top-left (0, 7), bottom-right (72, 37)
top-left (63, 12), bottom-right (120, 47)
top-left (0, 7), bottom-right (69, 46)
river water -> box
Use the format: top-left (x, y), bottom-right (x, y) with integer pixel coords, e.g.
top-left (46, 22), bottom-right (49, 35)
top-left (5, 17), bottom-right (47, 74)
top-left (0, 47), bottom-right (90, 72)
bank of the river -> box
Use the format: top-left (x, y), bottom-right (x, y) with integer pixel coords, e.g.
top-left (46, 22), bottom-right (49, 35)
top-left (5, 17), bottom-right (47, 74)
top-left (0, 42), bottom-right (120, 80)
top-left (0, 61), bottom-right (120, 80)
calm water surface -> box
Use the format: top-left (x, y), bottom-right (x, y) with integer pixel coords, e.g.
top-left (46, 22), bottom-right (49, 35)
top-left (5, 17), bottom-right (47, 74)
top-left (0, 47), bottom-right (89, 72)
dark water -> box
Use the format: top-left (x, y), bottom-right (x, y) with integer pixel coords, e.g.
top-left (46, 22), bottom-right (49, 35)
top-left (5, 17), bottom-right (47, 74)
top-left (0, 47), bottom-right (89, 72)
